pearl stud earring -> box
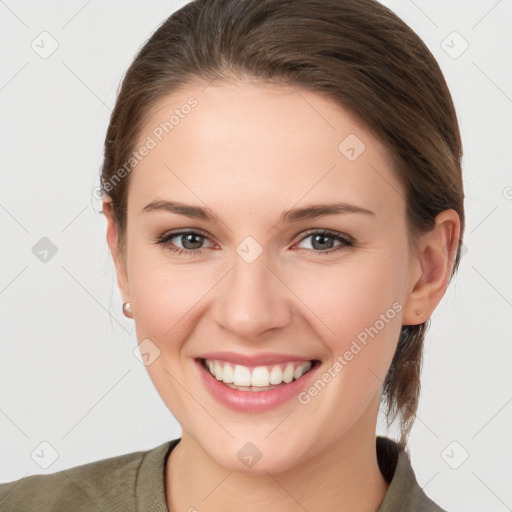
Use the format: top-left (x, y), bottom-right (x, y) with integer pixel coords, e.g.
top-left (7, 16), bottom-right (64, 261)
top-left (122, 302), bottom-right (133, 318)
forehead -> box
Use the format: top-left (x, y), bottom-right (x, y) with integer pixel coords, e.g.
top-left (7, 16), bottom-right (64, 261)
top-left (128, 80), bottom-right (404, 218)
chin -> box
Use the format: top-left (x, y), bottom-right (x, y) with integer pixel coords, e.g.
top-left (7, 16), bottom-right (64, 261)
top-left (198, 430), bottom-right (309, 475)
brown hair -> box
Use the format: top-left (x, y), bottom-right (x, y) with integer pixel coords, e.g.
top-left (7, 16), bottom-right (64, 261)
top-left (100, 0), bottom-right (465, 448)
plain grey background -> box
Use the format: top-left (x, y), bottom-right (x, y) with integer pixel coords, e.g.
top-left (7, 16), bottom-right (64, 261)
top-left (1, 1), bottom-right (511, 510)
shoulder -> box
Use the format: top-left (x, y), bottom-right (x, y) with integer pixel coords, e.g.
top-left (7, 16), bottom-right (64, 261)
top-left (376, 436), bottom-right (450, 512)
top-left (0, 441), bottom-right (173, 512)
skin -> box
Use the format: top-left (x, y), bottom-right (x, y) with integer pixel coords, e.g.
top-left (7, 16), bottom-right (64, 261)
top-left (103, 80), bottom-right (460, 512)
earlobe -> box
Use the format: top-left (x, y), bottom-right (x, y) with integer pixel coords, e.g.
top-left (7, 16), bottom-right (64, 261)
top-left (102, 199), bottom-right (131, 304)
top-left (402, 209), bottom-right (461, 326)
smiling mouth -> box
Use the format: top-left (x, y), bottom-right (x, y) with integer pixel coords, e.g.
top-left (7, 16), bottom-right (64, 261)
top-left (198, 358), bottom-right (319, 391)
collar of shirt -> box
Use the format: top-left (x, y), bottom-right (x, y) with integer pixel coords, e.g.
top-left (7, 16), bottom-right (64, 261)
top-left (135, 436), bottom-right (447, 512)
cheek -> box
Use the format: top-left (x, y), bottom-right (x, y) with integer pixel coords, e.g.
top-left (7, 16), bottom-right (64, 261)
top-left (129, 271), bottom-right (206, 350)
top-left (288, 250), bottom-right (407, 378)
top-left (295, 252), bottom-right (405, 331)
top-left (126, 252), bottom-right (208, 419)
top-left (126, 233), bottom-right (216, 342)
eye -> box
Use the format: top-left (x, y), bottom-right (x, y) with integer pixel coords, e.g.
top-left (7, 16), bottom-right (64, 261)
top-left (293, 229), bottom-right (353, 255)
top-left (154, 230), bottom-right (215, 256)
top-left (154, 228), bottom-right (354, 257)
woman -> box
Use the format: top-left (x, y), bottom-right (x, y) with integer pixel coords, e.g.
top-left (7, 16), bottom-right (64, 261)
top-left (0, 0), bottom-right (464, 510)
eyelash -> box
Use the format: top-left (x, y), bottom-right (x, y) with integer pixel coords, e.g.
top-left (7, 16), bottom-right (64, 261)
top-left (153, 228), bottom-right (354, 257)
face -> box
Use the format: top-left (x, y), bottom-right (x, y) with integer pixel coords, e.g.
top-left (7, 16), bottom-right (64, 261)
top-left (107, 80), bottom-right (421, 473)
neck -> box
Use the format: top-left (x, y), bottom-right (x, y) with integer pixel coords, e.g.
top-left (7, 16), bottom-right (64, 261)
top-left (165, 397), bottom-right (389, 512)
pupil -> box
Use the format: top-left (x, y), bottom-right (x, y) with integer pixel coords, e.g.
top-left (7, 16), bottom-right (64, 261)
top-left (312, 234), bottom-right (333, 250)
top-left (183, 234), bottom-right (203, 249)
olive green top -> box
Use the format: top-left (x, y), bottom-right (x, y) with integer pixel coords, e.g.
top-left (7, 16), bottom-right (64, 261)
top-left (0, 436), bottom-right (448, 511)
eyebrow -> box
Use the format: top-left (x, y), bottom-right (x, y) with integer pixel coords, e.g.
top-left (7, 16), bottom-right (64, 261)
top-left (141, 200), bottom-right (375, 223)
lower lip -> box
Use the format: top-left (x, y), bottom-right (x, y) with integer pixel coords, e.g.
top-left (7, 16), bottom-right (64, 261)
top-left (196, 359), bottom-right (320, 412)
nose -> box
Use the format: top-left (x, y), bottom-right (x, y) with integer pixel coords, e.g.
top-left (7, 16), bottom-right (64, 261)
top-left (210, 251), bottom-right (292, 340)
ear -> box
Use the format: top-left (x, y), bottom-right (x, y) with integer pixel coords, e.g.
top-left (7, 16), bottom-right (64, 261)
top-left (402, 209), bottom-right (461, 325)
top-left (102, 199), bottom-right (130, 305)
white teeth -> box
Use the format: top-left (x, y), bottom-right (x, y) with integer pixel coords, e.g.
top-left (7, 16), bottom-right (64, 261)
top-left (269, 365), bottom-right (283, 385)
top-left (294, 362), bottom-right (311, 380)
top-left (222, 363), bottom-right (234, 383)
top-left (233, 365), bottom-right (252, 386)
top-left (214, 361), bottom-right (223, 380)
top-left (203, 359), bottom-right (313, 388)
top-left (283, 363), bottom-right (294, 383)
top-left (251, 366), bottom-right (270, 387)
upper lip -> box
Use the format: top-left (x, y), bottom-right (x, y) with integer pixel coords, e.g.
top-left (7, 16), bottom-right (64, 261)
top-left (197, 351), bottom-right (316, 367)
